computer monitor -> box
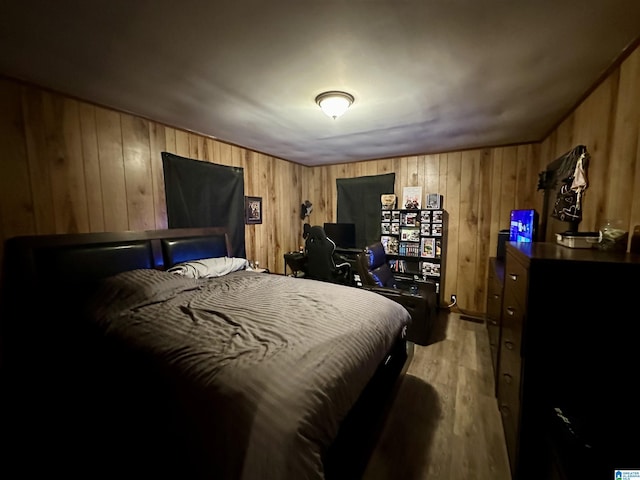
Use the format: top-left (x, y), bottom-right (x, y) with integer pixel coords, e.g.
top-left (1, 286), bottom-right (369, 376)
top-left (323, 223), bottom-right (356, 249)
top-left (509, 209), bottom-right (538, 243)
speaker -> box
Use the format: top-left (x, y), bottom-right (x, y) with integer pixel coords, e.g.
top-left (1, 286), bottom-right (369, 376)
top-left (497, 229), bottom-right (509, 259)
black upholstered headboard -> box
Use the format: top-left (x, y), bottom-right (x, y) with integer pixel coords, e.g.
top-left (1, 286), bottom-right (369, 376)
top-left (0, 226), bottom-right (231, 382)
top-left (161, 234), bottom-right (230, 268)
top-left (2, 227), bottom-right (231, 289)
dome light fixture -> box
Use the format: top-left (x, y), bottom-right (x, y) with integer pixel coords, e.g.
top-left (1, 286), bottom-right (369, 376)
top-left (315, 91), bottom-right (354, 119)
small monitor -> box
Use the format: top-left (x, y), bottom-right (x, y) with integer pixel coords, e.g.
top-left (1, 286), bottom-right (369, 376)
top-left (323, 223), bottom-right (356, 249)
top-left (509, 209), bottom-right (538, 243)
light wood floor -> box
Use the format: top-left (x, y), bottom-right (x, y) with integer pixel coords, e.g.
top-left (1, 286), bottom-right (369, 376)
top-left (362, 310), bottom-right (512, 480)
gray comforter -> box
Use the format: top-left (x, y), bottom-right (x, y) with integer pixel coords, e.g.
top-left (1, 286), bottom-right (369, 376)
top-left (86, 269), bottom-right (411, 479)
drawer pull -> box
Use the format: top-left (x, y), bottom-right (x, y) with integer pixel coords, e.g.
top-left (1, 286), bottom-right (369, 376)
top-left (500, 404), bottom-right (511, 416)
top-left (492, 293), bottom-right (500, 300)
top-left (504, 340), bottom-right (514, 350)
top-left (506, 307), bottom-right (515, 316)
top-left (509, 273), bottom-right (518, 281)
top-left (503, 373), bottom-right (512, 384)
top-left (489, 319), bottom-right (497, 325)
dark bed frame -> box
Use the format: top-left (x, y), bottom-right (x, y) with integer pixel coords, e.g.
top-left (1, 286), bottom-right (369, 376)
top-left (1, 227), bottom-right (411, 479)
top-left (3, 226), bottom-right (232, 287)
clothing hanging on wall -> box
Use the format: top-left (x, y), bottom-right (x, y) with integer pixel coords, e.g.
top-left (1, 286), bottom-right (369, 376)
top-left (538, 145), bottom-right (590, 228)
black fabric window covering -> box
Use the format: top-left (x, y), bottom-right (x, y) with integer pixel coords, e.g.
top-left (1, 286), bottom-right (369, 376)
top-left (337, 173), bottom-right (395, 249)
top-left (162, 152), bottom-right (246, 258)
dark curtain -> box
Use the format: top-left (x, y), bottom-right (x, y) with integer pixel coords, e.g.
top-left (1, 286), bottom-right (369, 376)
top-left (337, 173), bottom-right (395, 249)
top-left (162, 152), bottom-right (246, 257)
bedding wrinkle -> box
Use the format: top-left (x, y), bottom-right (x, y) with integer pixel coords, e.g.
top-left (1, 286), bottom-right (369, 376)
top-left (181, 302), bottom-right (290, 365)
top-left (84, 268), bottom-right (411, 480)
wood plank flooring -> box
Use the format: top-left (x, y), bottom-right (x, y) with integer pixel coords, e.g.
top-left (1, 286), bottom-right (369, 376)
top-left (362, 310), bottom-right (512, 480)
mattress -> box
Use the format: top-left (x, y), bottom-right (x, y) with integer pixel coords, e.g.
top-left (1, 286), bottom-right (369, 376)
top-left (85, 269), bottom-right (411, 479)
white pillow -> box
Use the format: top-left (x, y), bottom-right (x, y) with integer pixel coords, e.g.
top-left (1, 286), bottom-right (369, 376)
top-left (167, 256), bottom-right (249, 279)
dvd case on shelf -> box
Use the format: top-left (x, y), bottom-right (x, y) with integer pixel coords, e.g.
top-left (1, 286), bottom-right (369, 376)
top-left (425, 193), bottom-right (443, 209)
top-left (402, 186), bottom-right (423, 209)
top-left (420, 237), bottom-right (435, 258)
top-left (400, 211), bottom-right (419, 226)
top-left (400, 227), bottom-right (420, 242)
top-left (381, 194), bottom-right (396, 210)
top-left (398, 242), bottom-right (420, 257)
top-left (381, 235), bottom-right (399, 255)
top-left (421, 261), bottom-right (441, 277)
top-left (377, 206), bottom-right (446, 306)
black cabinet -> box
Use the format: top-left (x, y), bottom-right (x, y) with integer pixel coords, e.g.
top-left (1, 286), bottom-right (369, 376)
top-left (497, 242), bottom-right (640, 479)
top-left (380, 208), bottom-right (447, 302)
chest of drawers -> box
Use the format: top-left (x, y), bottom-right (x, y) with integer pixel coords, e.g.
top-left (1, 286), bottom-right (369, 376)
top-left (495, 242), bottom-right (640, 479)
top-left (496, 251), bottom-right (527, 476)
top-left (485, 258), bottom-right (504, 381)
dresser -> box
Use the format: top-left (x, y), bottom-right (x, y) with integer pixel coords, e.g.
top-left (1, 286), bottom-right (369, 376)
top-left (496, 242), bottom-right (640, 479)
top-left (486, 257), bottom-right (504, 380)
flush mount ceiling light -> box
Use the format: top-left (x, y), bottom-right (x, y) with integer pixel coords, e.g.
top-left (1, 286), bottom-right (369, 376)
top-left (315, 91), bottom-right (354, 119)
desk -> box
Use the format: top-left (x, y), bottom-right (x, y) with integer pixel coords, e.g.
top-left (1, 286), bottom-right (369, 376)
top-left (283, 252), bottom-right (307, 277)
top-left (334, 247), bottom-right (363, 257)
top-left (284, 249), bottom-right (363, 283)
top-left (334, 247), bottom-right (364, 286)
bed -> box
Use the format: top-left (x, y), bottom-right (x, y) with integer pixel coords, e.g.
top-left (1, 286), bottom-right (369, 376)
top-left (0, 227), bottom-right (412, 479)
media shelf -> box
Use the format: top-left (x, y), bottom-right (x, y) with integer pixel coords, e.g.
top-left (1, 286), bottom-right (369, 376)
top-left (380, 207), bottom-right (447, 297)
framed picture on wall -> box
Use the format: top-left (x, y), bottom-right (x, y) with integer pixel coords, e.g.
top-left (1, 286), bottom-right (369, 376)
top-left (245, 196), bottom-right (262, 224)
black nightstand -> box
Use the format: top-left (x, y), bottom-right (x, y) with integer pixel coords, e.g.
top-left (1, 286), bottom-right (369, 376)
top-left (283, 252), bottom-right (307, 277)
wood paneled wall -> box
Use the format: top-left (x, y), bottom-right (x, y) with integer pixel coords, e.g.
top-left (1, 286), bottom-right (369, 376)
top-left (304, 43), bottom-right (640, 312)
top-left (302, 145), bottom-right (539, 313)
top-left (0, 78), bottom-right (306, 279)
top-left (539, 43), bottom-right (640, 239)
top-left (1, 42), bottom-right (638, 314)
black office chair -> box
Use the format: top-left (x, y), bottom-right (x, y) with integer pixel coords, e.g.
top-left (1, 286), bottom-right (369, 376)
top-left (356, 241), bottom-right (437, 345)
top-left (304, 225), bottom-right (352, 285)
